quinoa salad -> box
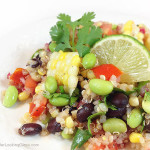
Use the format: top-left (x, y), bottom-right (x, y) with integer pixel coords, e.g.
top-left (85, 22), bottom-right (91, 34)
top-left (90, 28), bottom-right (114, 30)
top-left (2, 12), bottom-right (150, 150)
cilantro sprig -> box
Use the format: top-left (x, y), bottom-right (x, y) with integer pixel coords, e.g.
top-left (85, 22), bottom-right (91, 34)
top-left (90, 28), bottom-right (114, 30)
top-left (50, 12), bottom-right (102, 57)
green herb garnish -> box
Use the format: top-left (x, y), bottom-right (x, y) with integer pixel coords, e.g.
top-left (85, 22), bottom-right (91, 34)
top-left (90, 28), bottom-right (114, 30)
top-left (71, 129), bottom-right (91, 150)
top-left (50, 12), bottom-right (102, 57)
top-left (87, 112), bottom-right (105, 134)
top-left (104, 96), bottom-right (117, 110)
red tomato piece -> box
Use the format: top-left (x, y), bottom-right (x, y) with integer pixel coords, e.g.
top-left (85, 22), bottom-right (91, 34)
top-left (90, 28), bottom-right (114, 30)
top-left (100, 23), bottom-right (117, 36)
top-left (25, 75), bottom-right (38, 94)
top-left (93, 144), bottom-right (106, 150)
top-left (108, 142), bottom-right (118, 150)
top-left (29, 102), bottom-right (46, 117)
top-left (92, 64), bottom-right (123, 80)
top-left (29, 96), bottom-right (47, 117)
top-left (93, 142), bottom-right (118, 150)
top-left (9, 68), bottom-right (28, 90)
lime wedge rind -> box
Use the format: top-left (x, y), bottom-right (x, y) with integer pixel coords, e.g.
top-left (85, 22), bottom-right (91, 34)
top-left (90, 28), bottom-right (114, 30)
top-left (91, 34), bottom-right (150, 82)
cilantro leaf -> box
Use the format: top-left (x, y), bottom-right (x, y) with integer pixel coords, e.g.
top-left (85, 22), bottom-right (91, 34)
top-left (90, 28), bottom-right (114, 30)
top-left (50, 12), bottom-right (102, 57)
top-left (113, 87), bottom-right (135, 96)
top-left (86, 26), bottom-right (102, 47)
top-left (76, 26), bottom-right (102, 57)
top-left (134, 81), bottom-right (149, 93)
top-left (78, 12), bottom-right (95, 27)
top-left (71, 129), bottom-right (91, 150)
top-left (104, 96), bottom-right (117, 110)
top-left (50, 23), bottom-right (64, 42)
top-left (57, 13), bottom-right (71, 24)
top-left (55, 24), bottom-right (71, 51)
top-left (87, 112), bottom-right (105, 134)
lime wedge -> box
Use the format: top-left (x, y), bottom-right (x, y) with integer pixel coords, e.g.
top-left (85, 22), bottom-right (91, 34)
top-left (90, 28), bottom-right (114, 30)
top-left (91, 35), bottom-right (150, 82)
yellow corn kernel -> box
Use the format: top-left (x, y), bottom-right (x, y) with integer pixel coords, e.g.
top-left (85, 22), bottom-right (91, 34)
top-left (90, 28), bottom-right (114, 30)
top-left (102, 136), bottom-right (106, 141)
top-left (23, 112), bottom-right (33, 123)
top-left (59, 52), bottom-right (67, 61)
top-left (123, 20), bottom-right (134, 33)
top-left (18, 91), bottom-right (30, 101)
top-left (63, 74), bottom-right (69, 85)
top-left (35, 85), bottom-right (42, 94)
top-left (51, 60), bottom-right (58, 70)
top-left (51, 109), bottom-right (59, 118)
top-left (68, 75), bottom-right (78, 88)
top-left (129, 132), bottom-right (142, 143)
top-left (38, 69), bottom-right (46, 76)
top-left (87, 70), bottom-right (96, 79)
top-left (65, 116), bottom-right (74, 128)
top-left (71, 55), bottom-right (81, 66)
top-left (129, 96), bottom-right (139, 107)
top-left (137, 32), bottom-right (144, 43)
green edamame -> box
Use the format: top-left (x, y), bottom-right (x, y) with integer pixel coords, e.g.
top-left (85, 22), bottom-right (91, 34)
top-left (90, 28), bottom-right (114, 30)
top-left (49, 42), bottom-right (57, 52)
top-left (89, 79), bottom-right (113, 95)
top-left (127, 108), bottom-right (143, 128)
top-left (103, 118), bottom-right (127, 133)
top-left (3, 86), bottom-right (18, 108)
top-left (142, 100), bottom-right (150, 114)
top-left (49, 97), bottom-right (69, 106)
top-left (61, 131), bottom-right (73, 139)
top-left (82, 53), bottom-right (96, 69)
top-left (45, 76), bottom-right (57, 94)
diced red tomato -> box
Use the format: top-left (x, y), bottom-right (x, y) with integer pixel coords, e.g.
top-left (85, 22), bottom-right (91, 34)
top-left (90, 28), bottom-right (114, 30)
top-left (9, 68), bottom-right (28, 90)
top-left (93, 142), bottom-right (118, 150)
top-left (92, 64), bottom-right (123, 80)
top-left (29, 96), bottom-right (47, 117)
top-left (25, 75), bottom-right (38, 94)
top-left (29, 102), bottom-right (46, 117)
top-left (100, 23), bottom-right (117, 36)
top-left (93, 144), bottom-right (106, 150)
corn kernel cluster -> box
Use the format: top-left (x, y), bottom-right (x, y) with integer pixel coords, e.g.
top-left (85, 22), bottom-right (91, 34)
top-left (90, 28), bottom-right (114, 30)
top-left (123, 20), bottom-right (144, 43)
top-left (47, 51), bottom-right (81, 95)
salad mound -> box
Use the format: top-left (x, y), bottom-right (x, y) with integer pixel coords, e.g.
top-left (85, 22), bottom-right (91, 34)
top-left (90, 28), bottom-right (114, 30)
top-left (2, 12), bottom-right (150, 150)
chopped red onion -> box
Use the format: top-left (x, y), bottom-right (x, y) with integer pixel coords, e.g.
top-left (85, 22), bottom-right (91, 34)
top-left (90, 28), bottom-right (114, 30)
top-left (140, 28), bottom-right (145, 34)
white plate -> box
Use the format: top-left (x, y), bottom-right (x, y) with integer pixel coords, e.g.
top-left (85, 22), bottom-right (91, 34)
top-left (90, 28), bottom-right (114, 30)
top-left (0, 10), bottom-right (150, 150)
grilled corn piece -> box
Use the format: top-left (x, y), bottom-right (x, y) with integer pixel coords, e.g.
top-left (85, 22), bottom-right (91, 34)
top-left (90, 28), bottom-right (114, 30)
top-left (47, 51), bottom-right (81, 95)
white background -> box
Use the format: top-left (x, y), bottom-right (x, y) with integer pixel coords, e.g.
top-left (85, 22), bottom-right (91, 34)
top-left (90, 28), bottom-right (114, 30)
top-left (0, 0), bottom-right (150, 150)
top-left (0, 0), bottom-right (150, 38)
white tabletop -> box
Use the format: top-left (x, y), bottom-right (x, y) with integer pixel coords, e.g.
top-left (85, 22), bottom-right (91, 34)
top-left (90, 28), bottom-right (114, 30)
top-left (0, 0), bottom-right (150, 38)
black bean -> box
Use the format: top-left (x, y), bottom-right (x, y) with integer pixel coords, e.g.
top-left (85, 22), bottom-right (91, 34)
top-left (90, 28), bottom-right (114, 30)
top-left (145, 124), bottom-right (150, 133)
top-left (77, 103), bottom-right (94, 123)
top-left (47, 118), bottom-right (62, 134)
top-left (18, 123), bottom-right (42, 136)
top-left (69, 107), bottom-right (77, 114)
top-left (108, 93), bottom-right (128, 108)
top-left (106, 107), bottom-right (126, 118)
top-left (31, 54), bottom-right (42, 68)
top-left (31, 62), bottom-right (40, 68)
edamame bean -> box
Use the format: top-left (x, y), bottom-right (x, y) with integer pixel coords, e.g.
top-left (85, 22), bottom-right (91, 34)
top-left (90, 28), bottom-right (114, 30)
top-left (142, 100), bottom-right (150, 114)
top-left (49, 97), bottom-right (69, 106)
top-left (45, 76), bottom-right (57, 94)
top-left (82, 53), bottom-right (96, 69)
top-left (61, 130), bottom-right (73, 139)
top-left (89, 79), bottom-right (113, 95)
top-left (3, 86), bottom-right (18, 107)
top-left (103, 118), bottom-right (127, 133)
top-left (49, 42), bottom-right (57, 52)
top-left (127, 108), bottom-right (143, 128)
